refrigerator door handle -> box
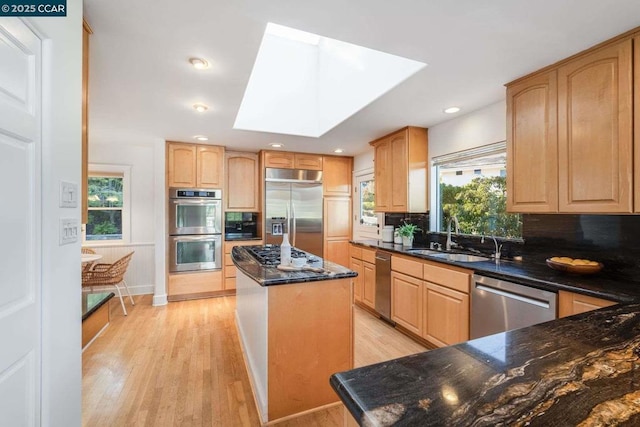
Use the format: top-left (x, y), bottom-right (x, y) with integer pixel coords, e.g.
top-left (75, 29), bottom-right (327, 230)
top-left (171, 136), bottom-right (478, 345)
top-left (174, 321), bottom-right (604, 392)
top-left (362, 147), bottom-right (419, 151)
top-left (291, 201), bottom-right (296, 247)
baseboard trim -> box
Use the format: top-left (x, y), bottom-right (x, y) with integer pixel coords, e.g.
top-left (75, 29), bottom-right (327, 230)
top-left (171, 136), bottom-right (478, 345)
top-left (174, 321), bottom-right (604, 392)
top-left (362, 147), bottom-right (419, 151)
top-left (152, 293), bottom-right (168, 306)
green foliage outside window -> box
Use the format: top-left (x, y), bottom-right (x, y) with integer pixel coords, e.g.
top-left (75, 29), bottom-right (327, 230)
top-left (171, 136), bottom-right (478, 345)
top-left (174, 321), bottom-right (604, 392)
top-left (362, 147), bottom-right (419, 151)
top-left (87, 176), bottom-right (123, 240)
top-left (440, 176), bottom-right (522, 239)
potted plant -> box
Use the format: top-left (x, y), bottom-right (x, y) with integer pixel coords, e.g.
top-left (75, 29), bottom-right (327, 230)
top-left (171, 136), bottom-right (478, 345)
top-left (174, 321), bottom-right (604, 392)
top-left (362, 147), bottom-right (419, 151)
top-left (397, 222), bottom-right (420, 247)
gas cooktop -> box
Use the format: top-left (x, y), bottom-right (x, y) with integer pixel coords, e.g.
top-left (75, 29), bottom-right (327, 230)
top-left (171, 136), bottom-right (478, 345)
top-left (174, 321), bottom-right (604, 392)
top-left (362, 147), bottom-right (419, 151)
top-left (246, 245), bottom-right (319, 266)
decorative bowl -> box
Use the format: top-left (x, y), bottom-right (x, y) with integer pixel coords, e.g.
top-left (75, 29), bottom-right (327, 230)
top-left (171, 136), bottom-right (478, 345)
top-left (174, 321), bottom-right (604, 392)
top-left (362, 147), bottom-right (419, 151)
top-left (546, 257), bottom-right (603, 274)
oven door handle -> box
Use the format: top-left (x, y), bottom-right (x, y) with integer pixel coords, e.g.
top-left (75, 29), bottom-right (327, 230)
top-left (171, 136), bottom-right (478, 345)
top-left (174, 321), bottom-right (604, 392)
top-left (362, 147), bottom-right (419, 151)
top-left (171, 199), bottom-right (221, 206)
top-left (172, 235), bottom-right (221, 242)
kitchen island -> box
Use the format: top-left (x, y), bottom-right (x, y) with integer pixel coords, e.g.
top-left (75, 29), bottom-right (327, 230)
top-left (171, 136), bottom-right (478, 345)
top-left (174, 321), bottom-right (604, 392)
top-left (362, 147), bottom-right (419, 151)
top-left (332, 302), bottom-right (640, 426)
top-left (232, 245), bottom-right (357, 424)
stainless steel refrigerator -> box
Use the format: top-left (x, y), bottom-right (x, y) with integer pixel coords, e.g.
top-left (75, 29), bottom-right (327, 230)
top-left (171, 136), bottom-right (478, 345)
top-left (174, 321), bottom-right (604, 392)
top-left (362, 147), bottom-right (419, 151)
top-left (264, 168), bottom-right (323, 257)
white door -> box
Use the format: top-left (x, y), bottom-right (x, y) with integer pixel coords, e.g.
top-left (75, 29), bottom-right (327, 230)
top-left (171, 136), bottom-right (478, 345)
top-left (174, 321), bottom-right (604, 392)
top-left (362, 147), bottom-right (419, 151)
top-left (0, 18), bottom-right (42, 425)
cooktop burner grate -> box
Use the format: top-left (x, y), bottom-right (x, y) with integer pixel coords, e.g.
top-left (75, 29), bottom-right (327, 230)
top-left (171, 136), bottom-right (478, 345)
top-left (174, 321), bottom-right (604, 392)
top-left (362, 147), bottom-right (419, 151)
top-left (246, 245), bottom-right (317, 266)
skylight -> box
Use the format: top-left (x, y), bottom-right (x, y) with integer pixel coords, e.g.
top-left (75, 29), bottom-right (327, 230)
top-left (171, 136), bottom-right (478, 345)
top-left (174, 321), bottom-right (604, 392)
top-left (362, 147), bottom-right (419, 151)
top-left (234, 23), bottom-right (427, 138)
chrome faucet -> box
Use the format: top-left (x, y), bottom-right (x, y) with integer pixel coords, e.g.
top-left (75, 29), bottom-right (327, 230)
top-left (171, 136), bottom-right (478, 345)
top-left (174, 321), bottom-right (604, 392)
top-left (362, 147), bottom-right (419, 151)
top-left (481, 235), bottom-right (503, 263)
top-left (446, 215), bottom-right (460, 251)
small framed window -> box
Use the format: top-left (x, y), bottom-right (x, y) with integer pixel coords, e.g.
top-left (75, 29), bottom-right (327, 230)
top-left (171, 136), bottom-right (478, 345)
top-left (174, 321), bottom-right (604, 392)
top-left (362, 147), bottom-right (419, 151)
top-left (85, 164), bottom-right (131, 242)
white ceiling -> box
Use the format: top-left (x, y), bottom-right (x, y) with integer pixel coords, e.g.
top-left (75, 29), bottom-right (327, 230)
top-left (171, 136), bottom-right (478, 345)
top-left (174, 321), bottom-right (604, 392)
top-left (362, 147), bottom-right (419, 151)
top-left (83, 0), bottom-right (640, 156)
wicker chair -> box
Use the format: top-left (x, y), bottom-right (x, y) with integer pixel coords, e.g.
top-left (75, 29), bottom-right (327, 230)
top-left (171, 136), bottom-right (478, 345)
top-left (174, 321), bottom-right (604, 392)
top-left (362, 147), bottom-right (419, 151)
top-left (82, 251), bottom-right (135, 315)
top-left (81, 247), bottom-right (96, 254)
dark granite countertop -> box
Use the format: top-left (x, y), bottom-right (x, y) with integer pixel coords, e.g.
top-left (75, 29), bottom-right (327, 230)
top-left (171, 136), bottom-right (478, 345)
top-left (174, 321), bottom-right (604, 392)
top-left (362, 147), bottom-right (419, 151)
top-left (332, 302), bottom-right (640, 426)
top-left (352, 240), bottom-right (640, 303)
top-left (81, 291), bottom-right (114, 321)
top-left (231, 245), bottom-right (357, 286)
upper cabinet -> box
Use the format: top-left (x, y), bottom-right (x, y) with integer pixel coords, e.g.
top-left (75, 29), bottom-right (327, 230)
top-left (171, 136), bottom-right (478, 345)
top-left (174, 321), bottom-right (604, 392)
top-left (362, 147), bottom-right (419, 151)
top-left (636, 35), bottom-right (640, 213)
top-left (226, 151), bottom-right (259, 211)
top-left (507, 70), bottom-right (558, 212)
top-left (370, 126), bottom-right (428, 213)
top-left (263, 151), bottom-right (323, 170)
top-left (323, 156), bottom-right (353, 197)
top-left (167, 142), bottom-right (224, 189)
top-left (558, 39), bottom-right (633, 213)
top-left (507, 33), bottom-right (636, 214)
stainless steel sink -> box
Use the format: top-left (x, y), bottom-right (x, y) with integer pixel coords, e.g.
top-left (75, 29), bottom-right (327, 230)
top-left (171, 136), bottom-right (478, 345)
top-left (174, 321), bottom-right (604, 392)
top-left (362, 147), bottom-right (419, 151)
top-left (428, 253), bottom-right (491, 263)
top-left (404, 249), bottom-right (442, 256)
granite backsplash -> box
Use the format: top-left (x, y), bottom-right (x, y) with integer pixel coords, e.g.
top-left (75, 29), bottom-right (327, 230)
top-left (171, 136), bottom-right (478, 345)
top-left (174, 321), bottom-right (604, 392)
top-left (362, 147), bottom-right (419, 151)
top-left (384, 212), bottom-right (640, 282)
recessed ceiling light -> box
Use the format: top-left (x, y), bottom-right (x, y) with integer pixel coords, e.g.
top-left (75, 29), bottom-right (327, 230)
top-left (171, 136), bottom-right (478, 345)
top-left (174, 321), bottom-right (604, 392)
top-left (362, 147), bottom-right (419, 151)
top-left (334, 148), bottom-right (344, 153)
top-left (443, 106), bottom-right (461, 114)
top-left (189, 57), bottom-right (209, 70)
top-left (194, 135), bottom-right (209, 141)
top-left (269, 143), bottom-right (284, 148)
top-left (193, 103), bottom-right (208, 113)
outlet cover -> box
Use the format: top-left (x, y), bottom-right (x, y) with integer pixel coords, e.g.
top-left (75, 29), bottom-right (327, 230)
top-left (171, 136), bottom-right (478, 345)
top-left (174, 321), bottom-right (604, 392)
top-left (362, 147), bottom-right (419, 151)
top-left (60, 218), bottom-right (79, 245)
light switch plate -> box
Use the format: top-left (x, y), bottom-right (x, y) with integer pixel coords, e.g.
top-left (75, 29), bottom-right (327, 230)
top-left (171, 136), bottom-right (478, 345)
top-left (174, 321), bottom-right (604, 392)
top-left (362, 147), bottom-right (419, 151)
top-left (60, 181), bottom-right (78, 208)
top-left (60, 218), bottom-right (79, 245)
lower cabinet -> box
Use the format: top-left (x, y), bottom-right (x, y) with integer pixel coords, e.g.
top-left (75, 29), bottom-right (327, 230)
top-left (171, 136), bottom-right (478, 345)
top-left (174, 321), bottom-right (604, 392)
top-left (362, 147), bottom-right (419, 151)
top-left (391, 272), bottom-right (423, 336)
top-left (558, 290), bottom-right (616, 317)
top-left (362, 261), bottom-right (376, 310)
top-left (224, 240), bottom-right (263, 291)
top-left (350, 257), bottom-right (363, 303)
top-left (424, 282), bottom-right (469, 347)
top-left (168, 270), bottom-right (223, 301)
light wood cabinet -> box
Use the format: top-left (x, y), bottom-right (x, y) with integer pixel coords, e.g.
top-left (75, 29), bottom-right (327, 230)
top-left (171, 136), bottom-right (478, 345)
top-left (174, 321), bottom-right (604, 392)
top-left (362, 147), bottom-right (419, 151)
top-left (635, 34), bottom-right (640, 212)
top-left (294, 153), bottom-right (323, 170)
top-left (362, 261), bottom-right (376, 310)
top-left (167, 142), bottom-right (224, 189)
top-left (507, 70), bottom-right (558, 212)
top-left (197, 145), bottom-right (224, 188)
top-left (350, 257), bottom-right (363, 303)
top-left (81, 20), bottom-right (91, 224)
top-left (224, 240), bottom-right (263, 291)
top-left (370, 126), bottom-right (428, 213)
top-left (558, 39), bottom-right (633, 213)
top-left (262, 151), bottom-right (323, 170)
top-left (168, 271), bottom-right (223, 301)
top-left (391, 271), bottom-right (423, 336)
top-left (226, 151), bottom-right (259, 211)
top-left (507, 33), bottom-right (637, 215)
top-left (323, 156), bottom-right (353, 197)
top-left (424, 282), bottom-right (469, 347)
top-left (558, 290), bottom-right (616, 318)
top-left (323, 197), bottom-right (351, 266)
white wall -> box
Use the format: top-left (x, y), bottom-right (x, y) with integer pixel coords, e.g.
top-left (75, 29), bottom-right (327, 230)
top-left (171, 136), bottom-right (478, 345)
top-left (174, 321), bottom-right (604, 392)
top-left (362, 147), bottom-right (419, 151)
top-left (353, 149), bottom-right (374, 174)
top-left (428, 100), bottom-right (506, 229)
top-left (89, 142), bottom-right (155, 243)
top-left (34, 4), bottom-right (83, 425)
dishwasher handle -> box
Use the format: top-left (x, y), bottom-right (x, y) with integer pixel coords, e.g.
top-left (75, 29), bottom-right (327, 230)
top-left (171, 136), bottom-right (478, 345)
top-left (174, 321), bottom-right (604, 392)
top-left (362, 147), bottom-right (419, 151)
top-left (475, 283), bottom-right (551, 309)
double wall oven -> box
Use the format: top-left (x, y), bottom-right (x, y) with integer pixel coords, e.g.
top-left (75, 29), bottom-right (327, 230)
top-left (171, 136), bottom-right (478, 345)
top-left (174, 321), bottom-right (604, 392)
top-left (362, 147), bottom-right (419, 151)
top-left (168, 188), bottom-right (222, 272)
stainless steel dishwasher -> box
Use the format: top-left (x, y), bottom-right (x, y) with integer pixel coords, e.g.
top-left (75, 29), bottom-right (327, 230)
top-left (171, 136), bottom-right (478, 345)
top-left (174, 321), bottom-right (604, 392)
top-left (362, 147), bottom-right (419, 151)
top-left (471, 274), bottom-right (557, 339)
top-left (374, 250), bottom-right (393, 323)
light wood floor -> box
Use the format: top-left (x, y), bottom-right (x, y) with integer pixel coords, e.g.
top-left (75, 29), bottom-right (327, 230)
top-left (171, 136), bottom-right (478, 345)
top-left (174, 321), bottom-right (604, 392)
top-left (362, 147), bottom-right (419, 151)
top-left (82, 296), bottom-right (427, 426)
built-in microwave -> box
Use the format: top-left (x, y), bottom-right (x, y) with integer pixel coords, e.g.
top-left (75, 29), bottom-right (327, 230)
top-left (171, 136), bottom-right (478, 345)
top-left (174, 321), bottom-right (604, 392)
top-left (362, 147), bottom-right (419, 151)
top-left (169, 234), bottom-right (222, 272)
top-left (168, 188), bottom-right (222, 235)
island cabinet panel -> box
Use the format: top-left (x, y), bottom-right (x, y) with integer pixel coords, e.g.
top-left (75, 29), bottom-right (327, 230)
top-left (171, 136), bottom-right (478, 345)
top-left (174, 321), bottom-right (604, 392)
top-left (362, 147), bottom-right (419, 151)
top-left (371, 126), bottom-right (428, 213)
top-left (507, 70), bottom-right (558, 213)
top-left (226, 151), bottom-right (259, 211)
top-left (167, 143), bottom-right (197, 187)
top-left (362, 261), bottom-right (376, 310)
top-left (424, 282), bottom-right (469, 347)
top-left (323, 156), bottom-right (353, 197)
top-left (391, 272), bottom-right (423, 336)
top-left (267, 278), bottom-right (352, 421)
top-left (635, 34), bottom-right (640, 212)
top-left (558, 290), bottom-right (616, 318)
top-left (224, 240), bottom-right (262, 291)
top-left (350, 257), bottom-right (363, 303)
top-left (557, 39), bottom-right (633, 213)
